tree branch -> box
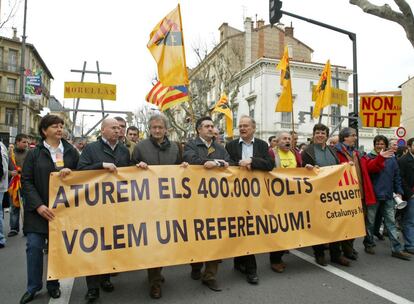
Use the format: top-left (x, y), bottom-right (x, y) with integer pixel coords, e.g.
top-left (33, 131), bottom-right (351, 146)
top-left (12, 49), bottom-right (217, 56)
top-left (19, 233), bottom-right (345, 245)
top-left (350, 0), bottom-right (414, 47)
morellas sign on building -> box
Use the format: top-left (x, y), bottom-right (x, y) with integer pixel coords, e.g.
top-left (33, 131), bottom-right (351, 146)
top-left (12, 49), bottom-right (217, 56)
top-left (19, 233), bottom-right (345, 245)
top-left (359, 95), bottom-right (402, 128)
top-left (64, 82), bottom-right (117, 101)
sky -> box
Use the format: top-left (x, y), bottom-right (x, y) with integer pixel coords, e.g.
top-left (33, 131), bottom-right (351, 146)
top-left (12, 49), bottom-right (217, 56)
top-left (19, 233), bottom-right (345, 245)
top-left (1, 0), bottom-right (413, 127)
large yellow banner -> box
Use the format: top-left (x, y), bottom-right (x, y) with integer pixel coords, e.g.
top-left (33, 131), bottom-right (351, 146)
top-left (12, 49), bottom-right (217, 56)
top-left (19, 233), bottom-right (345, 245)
top-left (312, 85), bottom-right (348, 107)
top-left (47, 164), bottom-right (365, 280)
top-left (64, 82), bottom-right (116, 101)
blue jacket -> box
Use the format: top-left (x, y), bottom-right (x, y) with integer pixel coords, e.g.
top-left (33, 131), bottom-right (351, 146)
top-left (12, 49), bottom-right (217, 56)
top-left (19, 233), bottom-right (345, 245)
top-left (366, 151), bottom-right (403, 201)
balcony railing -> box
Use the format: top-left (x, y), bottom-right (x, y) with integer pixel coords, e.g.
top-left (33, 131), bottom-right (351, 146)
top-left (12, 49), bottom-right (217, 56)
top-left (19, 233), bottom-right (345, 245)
top-left (0, 62), bottom-right (19, 74)
top-left (0, 91), bottom-right (20, 103)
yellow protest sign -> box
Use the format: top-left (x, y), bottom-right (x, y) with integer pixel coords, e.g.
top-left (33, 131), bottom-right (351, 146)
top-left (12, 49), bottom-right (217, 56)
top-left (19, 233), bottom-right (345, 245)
top-left (64, 82), bottom-right (116, 101)
top-left (360, 95), bottom-right (402, 128)
top-left (47, 164), bottom-right (365, 280)
top-left (312, 85), bottom-right (348, 107)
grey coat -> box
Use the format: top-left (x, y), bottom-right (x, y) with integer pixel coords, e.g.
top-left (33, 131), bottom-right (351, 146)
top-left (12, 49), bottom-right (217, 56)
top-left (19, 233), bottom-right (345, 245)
top-left (132, 137), bottom-right (181, 165)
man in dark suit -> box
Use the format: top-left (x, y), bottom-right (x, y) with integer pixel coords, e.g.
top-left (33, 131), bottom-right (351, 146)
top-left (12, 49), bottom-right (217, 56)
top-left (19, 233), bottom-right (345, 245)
top-left (225, 115), bottom-right (274, 284)
top-left (183, 116), bottom-right (231, 292)
top-left (78, 118), bottom-right (131, 303)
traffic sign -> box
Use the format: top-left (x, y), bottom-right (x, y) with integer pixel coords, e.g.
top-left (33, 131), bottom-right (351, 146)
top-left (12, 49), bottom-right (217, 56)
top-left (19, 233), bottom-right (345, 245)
top-left (396, 127), bottom-right (406, 138)
top-left (397, 138), bottom-right (406, 147)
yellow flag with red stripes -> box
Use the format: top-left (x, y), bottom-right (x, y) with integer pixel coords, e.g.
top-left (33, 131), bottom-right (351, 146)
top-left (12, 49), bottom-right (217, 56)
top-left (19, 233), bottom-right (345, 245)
top-left (147, 4), bottom-right (189, 86)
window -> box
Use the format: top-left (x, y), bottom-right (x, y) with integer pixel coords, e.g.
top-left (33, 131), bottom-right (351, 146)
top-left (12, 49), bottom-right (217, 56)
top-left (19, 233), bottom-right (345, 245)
top-left (331, 105), bottom-right (341, 126)
top-left (5, 108), bottom-right (15, 125)
top-left (248, 99), bottom-right (255, 119)
top-left (309, 81), bottom-right (314, 91)
top-left (0, 47), bottom-right (3, 63)
top-left (249, 75), bottom-right (255, 93)
top-left (281, 112), bottom-right (291, 123)
top-left (8, 49), bottom-right (18, 72)
top-left (7, 78), bottom-right (17, 93)
top-left (232, 105), bottom-right (238, 129)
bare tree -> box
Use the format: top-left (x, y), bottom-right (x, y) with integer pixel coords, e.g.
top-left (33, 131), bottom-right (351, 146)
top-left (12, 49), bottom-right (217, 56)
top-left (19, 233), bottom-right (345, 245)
top-left (350, 0), bottom-right (414, 48)
top-left (164, 39), bottom-right (244, 142)
top-left (0, 0), bottom-right (21, 29)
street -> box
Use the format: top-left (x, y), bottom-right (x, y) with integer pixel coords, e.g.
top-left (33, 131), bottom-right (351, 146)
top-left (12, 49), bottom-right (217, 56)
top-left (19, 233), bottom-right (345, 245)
top-left (1, 210), bottom-right (414, 304)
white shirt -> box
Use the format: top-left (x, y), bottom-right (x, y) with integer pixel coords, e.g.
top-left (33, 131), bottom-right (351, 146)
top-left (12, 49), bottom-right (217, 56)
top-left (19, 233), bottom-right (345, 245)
top-left (199, 136), bottom-right (213, 148)
top-left (239, 137), bottom-right (255, 160)
top-left (101, 137), bottom-right (118, 151)
top-left (43, 140), bottom-right (64, 163)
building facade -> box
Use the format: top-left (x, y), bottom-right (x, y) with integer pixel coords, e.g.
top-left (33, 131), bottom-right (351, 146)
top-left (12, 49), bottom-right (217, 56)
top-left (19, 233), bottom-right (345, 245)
top-left (0, 32), bottom-right (53, 144)
top-left (180, 18), bottom-right (351, 144)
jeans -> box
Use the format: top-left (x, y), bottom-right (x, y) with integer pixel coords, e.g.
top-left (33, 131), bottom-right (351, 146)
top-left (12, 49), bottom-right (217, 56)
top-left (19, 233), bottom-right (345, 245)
top-left (0, 192), bottom-right (5, 245)
top-left (364, 200), bottom-right (402, 252)
top-left (402, 197), bottom-right (414, 250)
top-left (26, 233), bottom-right (59, 294)
top-left (9, 204), bottom-right (20, 232)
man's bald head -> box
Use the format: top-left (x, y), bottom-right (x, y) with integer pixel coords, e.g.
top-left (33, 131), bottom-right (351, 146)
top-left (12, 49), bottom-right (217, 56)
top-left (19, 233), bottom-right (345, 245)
top-left (101, 118), bottom-right (120, 145)
top-left (101, 118), bottom-right (119, 130)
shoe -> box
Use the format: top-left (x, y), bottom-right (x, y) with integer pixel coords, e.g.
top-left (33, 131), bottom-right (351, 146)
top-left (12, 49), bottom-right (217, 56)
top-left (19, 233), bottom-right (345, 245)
top-left (48, 288), bottom-right (61, 299)
top-left (85, 288), bottom-right (99, 302)
top-left (8, 230), bottom-right (18, 237)
top-left (392, 251), bottom-right (411, 261)
top-left (19, 292), bottom-right (35, 304)
top-left (190, 269), bottom-right (201, 280)
top-left (270, 262), bottom-right (286, 273)
top-left (364, 247), bottom-right (375, 255)
top-left (149, 284), bottom-right (162, 299)
top-left (374, 233), bottom-right (385, 241)
top-left (331, 256), bottom-right (350, 266)
top-left (315, 256), bottom-right (328, 266)
top-left (344, 253), bottom-right (357, 260)
top-left (0, 244), bottom-right (4, 249)
top-left (202, 279), bottom-right (222, 292)
top-left (405, 248), bottom-right (414, 255)
top-left (246, 273), bottom-right (259, 285)
top-left (234, 263), bottom-right (247, 274)
top-left (100, 279), bottom-right (114, 292)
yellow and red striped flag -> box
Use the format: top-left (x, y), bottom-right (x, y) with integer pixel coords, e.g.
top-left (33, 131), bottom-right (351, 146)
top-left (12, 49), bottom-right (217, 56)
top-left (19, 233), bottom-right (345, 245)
top-left (145, 81), bottom-right (189, 111)
top-left (8, 147), bottom-right (21, 208)
top-left (147, 4), bottom-right (189, 86)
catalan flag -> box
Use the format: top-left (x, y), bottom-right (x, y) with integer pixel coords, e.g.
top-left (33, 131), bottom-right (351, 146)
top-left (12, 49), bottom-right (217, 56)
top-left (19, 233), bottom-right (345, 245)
top-left (275, 46), bottom-right (293, 112)
top-left (145, 81), bottom-right (189, 112)
top-left (313, 60), bottom-right (332, 118)
top-left (8, 147), bottom-right (21, 208)
top-left (147, 4), bottom-right (189, 86)
top-left (212, 92), bottom-right (233, 138)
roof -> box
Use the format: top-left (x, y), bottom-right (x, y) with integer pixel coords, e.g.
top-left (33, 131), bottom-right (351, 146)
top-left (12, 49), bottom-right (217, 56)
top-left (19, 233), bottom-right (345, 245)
top-left (0, 36), bottom-right (54, 79)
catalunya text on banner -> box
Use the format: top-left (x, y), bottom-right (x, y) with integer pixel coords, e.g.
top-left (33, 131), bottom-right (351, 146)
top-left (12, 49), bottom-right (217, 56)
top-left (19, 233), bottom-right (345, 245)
top-left (47, 164), bottom-right (365, 280)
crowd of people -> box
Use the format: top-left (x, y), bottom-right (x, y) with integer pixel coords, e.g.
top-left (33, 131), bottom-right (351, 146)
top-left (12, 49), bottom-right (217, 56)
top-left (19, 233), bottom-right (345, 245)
top-left (0, 113), bottom-right (412, 303)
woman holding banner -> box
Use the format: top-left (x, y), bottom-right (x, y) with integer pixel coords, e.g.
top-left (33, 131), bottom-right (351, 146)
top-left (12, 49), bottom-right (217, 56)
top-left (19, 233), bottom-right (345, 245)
top-left (19, 115), bottom-right (79, 304)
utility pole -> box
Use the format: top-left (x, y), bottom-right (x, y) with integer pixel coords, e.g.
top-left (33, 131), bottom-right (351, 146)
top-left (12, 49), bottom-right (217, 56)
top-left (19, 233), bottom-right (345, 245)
top-left (17, 0), bottom-right (27, 134)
